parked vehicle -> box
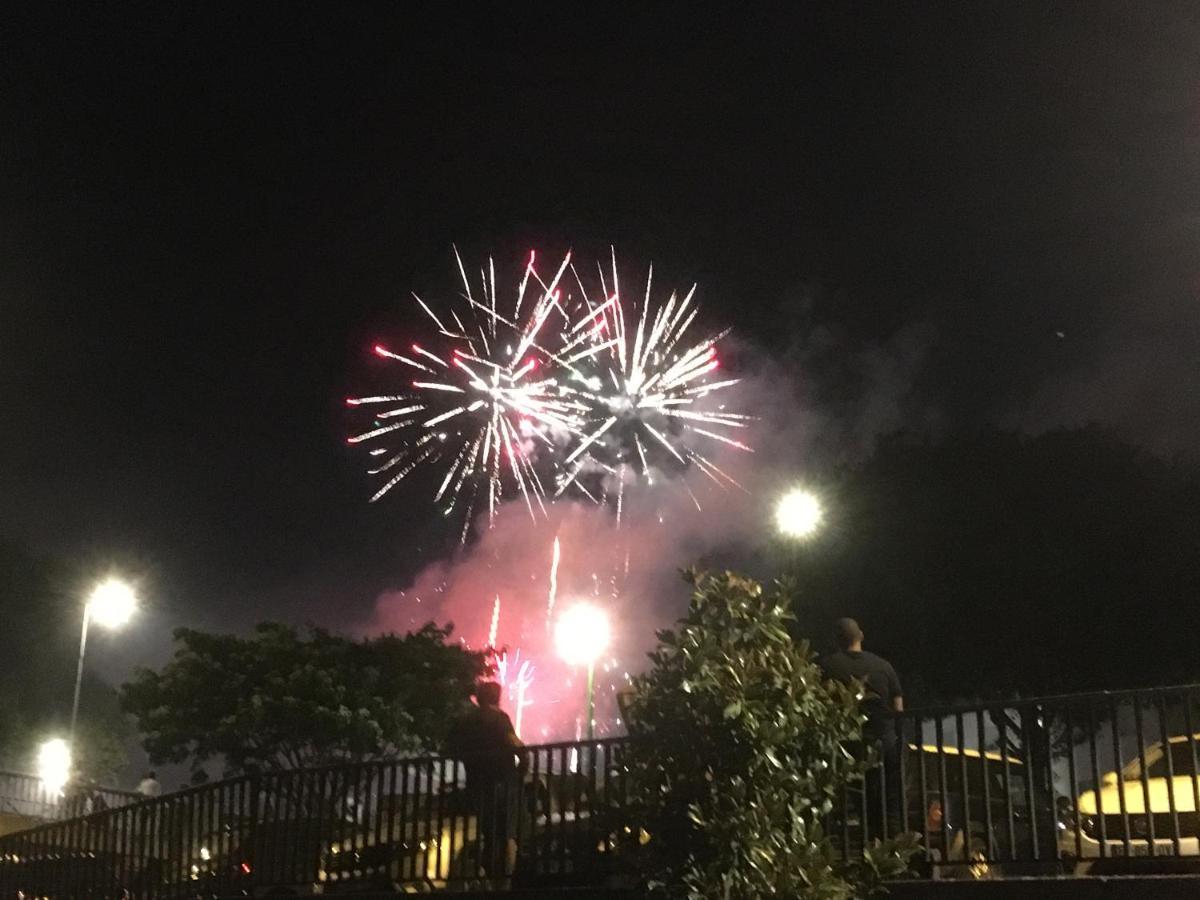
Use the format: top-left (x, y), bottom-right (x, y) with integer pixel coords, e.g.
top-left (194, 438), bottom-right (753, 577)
top-left (1060, 733), bottom-right (1200, 861)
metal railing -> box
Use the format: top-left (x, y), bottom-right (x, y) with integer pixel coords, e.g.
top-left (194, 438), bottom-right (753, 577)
top-left (849, 683), bottom-right (1200, 874)
top-left (5, 684), bottom-right (1200, 895)
top-left (0, 771), bottom-right (138, 823)
top-left (0, 739), bottom-right (629, 897)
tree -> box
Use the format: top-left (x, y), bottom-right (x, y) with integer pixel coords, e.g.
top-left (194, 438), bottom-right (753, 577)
top-left (792, 426), bottom-right (1200, 702)
top-left (622, 570), bottom-right (914, 899)
top-left (121, 621), bottom-right (488, 777)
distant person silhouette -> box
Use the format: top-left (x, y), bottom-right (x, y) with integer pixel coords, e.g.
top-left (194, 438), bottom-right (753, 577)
top-left (447, 681), bottom-right (524, 877)
top-left (823, 617), bottom-right (904, 838)
top-left (137, 771), bottom-right (162, 798)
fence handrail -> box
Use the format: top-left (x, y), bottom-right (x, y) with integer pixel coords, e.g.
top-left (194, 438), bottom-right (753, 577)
top-left (897, 681), bottom-right (1200, 719)
top-left (0, 736), bottom-right (631, 843)
top-left (0, 769), bottom-right (137, 797)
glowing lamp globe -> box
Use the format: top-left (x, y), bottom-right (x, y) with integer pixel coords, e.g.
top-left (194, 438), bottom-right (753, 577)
top-left (554, 604), bottom-right (611, 667)
top-left (87, 578), bottom-right (137, 629)
top-left (775, 488), bottom-right (823, 540)
top-left (36, 738), bottom-right (72, 796)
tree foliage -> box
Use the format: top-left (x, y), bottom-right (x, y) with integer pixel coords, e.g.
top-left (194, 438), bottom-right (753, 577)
top-left (623, 570), bottom-right (914, 899)
top-left (793, 426), bottom-right (1200, 701)
top-left (121, 621), bottom-right (487, 777)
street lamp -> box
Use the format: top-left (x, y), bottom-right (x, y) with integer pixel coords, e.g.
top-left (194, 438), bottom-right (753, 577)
top-left (554, 604), bottom-right (611, 742)
top-left (36, 738), bottom-right (72, 797)
top-left (774, 487), bottom-right (823, 540)
top-left (70, 578), bottom-right (137, 747)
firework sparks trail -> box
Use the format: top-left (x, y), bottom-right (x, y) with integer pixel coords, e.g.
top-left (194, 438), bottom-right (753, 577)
top-left (487, 595), bottom-right (500, 649)
top-left (495, 650), bottom-right (535, 738)
top-left (555, 249), bottom-right (752, 507)
top-left (546, 534), bottom-right (561, 627)
top-left (347, 249), bottom-right (594, 537)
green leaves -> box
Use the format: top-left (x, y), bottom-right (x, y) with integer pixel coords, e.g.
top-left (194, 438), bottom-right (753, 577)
top-left (623, 570), bottom-right (915, 898)
top-left (120, 621), bottom-right (487, 777)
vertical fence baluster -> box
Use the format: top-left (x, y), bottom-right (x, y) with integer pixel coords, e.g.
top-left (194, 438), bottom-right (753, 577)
top-left (1021, 706), bottom-right (1040, 861)
top-left (934, 716), bottom-right (949, 863)
top-left (895, 714), bottom-right (909, 841)
top-left (1087, 701), bottom-right (1107, 858)
top-left (859, 732), bottom-right (870, 850)
top-left (373, 761), bottom-right (385, 882)
top-left (555, 745), bottom-right (567, 876)
top-left (1110, 695), bottom-right (1131, 855)
top-left (977, 710), bottom-right (993, 861)
top-left (528, 745), bottom-right (542, 878)
top-left (998, 713), bottom-right (1015, 860)
top-left (1157, 693), bottom-right (1182, 856)
top-left (290, 769), bottom-right (300, 886)
top-left (384, 762), bottom-right (396, 885)
top-left (1064, 703), bottom-right (1081, 861)
top-left (1186, 693), bottom-right (1200, 856)
top-left (435, 758), bottom-right (447, 884)
top-left (401, 760), bottom-right (410, 886)
top-left (914, 717), bottom-right (927, 861)
top-left (445, 758), bottom-right (459, 883)
top-left (1134, 693), bottom-right (1155, 854)
top-left (878, 725), bottom-right (889, 842)
top-left (511, 749), bottom-right (525, 880)
top-left (125, 803), bottom-right (136, 895)
top-left (955, 711), bottom-right (969, 861)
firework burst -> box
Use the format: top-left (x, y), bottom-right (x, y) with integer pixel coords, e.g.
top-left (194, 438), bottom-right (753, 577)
top-left (347, 249), bottom-right (589, 538)
top-left (348, 246), bottom-right (751, 534)
top-left (555, 249), bottom-right (752, 511)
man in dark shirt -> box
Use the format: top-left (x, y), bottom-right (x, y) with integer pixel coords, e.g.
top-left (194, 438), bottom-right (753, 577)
top-left (447, 682), bottom-right (523, 876)
top-left (823, 617), bottom-right (903, 745)
top-left (823, 618), bottom-right (903, 840)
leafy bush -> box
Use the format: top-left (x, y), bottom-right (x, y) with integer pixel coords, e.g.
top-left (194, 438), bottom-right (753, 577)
top-left (623, 570), bottom-right (915, 898)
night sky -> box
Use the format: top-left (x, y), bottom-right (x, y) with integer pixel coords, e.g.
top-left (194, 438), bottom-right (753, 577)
top-left (4, 3), bottom-right (1199, 668)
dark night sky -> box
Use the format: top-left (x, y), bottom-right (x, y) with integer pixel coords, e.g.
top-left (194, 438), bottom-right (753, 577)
top-left (3, 3), bottom-right (1200, 665)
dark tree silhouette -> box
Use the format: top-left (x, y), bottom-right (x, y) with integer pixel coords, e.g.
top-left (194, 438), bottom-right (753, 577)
top-left (121, 622), bottom-right (488, 776)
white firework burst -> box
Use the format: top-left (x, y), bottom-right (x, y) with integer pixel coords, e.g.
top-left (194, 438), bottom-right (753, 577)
top-left (347, 248), bottom-right (588, 538)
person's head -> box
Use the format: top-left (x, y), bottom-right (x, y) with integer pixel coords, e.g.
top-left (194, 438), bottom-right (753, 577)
top-left (834, 617), bottom-right (864, 651)
top-left (145, 771), bottom-right (156, 780)
top-left (474, 681), bottom-right (503, 708)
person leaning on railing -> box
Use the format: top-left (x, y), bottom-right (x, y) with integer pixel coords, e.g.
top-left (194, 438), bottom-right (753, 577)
top-left (447, 681), bottom-right (525, 878)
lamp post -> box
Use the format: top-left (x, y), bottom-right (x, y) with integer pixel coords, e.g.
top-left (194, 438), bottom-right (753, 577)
top-left (554, 604), bottom-right (611, 742)
top-left (69, 578), bottom-right (137, 748)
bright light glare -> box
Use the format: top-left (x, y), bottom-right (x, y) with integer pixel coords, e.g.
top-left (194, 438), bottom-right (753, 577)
top-left (775, 488), bottom-right (823, 539)
top-left (36, 738), bottom-right (71, 796)
top-left (554, 604), bottom-right (611, 667)
top-left (87, 578), bottom-right (137, 629)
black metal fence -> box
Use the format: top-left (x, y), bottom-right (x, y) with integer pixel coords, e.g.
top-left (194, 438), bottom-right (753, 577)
top-left (0, 771), bottom-right (138, 824)
top-left (0, 739), bottom-right (628, 897)
top-left (848, 683), bottom-right (1200, 875)
top-left (4, 684), bottom-right (1200, 896)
